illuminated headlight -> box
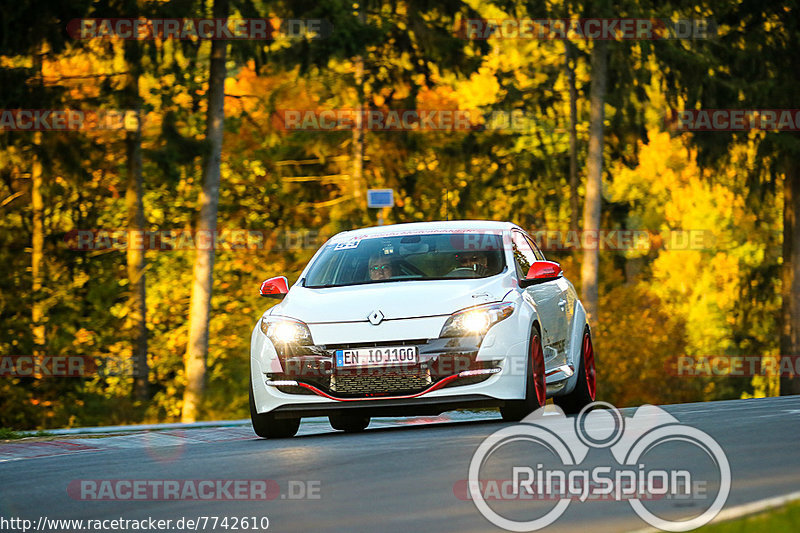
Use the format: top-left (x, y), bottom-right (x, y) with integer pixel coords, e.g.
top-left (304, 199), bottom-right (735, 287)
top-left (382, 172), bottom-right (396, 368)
top-left (260, 316), bottom-right (313, 346)
top-left (439, 302), bottom-right (515, 337)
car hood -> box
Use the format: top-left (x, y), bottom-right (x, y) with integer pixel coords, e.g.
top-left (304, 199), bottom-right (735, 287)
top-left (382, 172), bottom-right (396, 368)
top-left (271, 276), bottom-right (512, 323)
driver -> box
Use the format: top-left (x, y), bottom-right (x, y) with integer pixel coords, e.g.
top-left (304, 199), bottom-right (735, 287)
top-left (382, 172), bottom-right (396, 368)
top-left (368, 254), bottom-right (393, 280)
top-left (455, 251), bottom-right (490, 276)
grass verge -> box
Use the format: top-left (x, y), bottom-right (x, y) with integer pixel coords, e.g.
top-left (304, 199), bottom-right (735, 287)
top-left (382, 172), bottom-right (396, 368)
top-left (695, 499), bottom-right (800, 533)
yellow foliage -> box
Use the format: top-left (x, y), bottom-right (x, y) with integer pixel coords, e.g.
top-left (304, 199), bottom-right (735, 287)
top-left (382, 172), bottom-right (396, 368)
top-left (454, 66), bottom-right (502, 109)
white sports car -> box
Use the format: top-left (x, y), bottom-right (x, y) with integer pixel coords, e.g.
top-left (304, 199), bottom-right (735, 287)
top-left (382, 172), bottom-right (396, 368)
top-left (249, 221), bottom-right (596, 438)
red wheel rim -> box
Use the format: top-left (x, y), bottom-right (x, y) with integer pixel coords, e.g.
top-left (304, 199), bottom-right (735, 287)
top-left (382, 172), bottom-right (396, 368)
top-left (583, 332), bottom-right (596, 400)
top-left (531, 334), bottom-right (546, 407)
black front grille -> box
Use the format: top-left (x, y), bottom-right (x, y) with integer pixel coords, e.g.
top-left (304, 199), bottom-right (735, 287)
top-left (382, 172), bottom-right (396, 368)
top-left (268, 336), bottom-right (490, 398)
top-left (331, 367), bottom-right (432, 396)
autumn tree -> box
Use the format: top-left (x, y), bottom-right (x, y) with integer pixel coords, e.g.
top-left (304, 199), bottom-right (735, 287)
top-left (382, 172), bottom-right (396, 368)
top-left (182, 0), bottom-right (230, 422)
top-left (654, 0), bottom-right (800, 395)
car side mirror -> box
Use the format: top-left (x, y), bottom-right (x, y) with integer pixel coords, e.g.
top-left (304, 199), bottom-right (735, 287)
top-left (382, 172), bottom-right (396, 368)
top-left (260, 276), bottom-right (289, 299)
top-left (520, 261), bottom-right (562, 287)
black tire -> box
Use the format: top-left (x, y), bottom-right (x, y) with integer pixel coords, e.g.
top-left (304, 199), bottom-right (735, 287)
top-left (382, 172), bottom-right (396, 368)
top-left (554, 327), bottom-right (596, 415)
top-left (249, 378), bottom-right (300, 438)
top-left (501, 324), bottom-right (546, 422)
top-left (329, 414), bottom-right (370, 433)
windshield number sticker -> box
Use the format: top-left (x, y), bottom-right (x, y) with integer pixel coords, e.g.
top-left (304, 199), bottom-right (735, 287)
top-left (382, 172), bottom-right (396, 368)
top-left (334, 240), bottom-right (361, 250)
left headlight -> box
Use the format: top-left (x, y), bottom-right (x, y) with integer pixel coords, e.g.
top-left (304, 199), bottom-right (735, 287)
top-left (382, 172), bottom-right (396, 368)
top-left (439, 302), bottom-right (515, 338)
top-left (260, 316), bottom-right (314, 346)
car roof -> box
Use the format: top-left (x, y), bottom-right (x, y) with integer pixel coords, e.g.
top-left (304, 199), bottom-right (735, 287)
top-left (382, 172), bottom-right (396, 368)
top-left (329, 220), bottom-right (521, 242)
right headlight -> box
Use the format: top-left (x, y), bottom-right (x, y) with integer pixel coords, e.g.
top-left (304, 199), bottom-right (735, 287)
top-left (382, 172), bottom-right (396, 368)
top-left (260, 316), bottom-right (314, 346)
top-left (439, 302), bottom-right (515, 338)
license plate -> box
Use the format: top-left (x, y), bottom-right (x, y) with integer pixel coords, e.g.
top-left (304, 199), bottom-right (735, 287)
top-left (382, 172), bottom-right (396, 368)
top-left (335, 346), bottom-right (418, 368)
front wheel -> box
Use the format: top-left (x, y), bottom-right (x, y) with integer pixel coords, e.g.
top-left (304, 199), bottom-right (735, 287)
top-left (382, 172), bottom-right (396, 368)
top-left (501, 324), bottom-right (546, 421)
top-left (554, 328), bottom-right (596, 414)
top-left (249, 378), bottom-right (300, 438)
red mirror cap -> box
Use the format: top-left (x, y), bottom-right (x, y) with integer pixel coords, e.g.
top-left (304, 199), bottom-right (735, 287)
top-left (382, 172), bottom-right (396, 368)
top-left (260, 276), bottom-right (289, 298)
top-left (526, 261), bottom-right (562, 280)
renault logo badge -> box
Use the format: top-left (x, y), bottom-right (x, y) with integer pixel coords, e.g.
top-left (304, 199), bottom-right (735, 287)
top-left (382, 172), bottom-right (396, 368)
top-left (368, 310), bottom-right (384, 325)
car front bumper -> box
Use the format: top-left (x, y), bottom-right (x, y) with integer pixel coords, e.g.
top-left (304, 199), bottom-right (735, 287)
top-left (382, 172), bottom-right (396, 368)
top-left (250, 311), bottom-right (537, 416)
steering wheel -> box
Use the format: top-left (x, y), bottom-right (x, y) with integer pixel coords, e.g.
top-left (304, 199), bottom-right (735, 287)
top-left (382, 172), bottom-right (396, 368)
top-left (444, 267), bottom-right (480, 278)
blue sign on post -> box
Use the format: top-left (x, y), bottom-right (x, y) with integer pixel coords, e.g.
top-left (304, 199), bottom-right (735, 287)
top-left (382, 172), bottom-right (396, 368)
top-left (367, 189), bottom-right (394, 208)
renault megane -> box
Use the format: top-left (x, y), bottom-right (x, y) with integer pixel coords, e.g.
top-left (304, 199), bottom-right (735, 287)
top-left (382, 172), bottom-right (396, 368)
top-left (249, 221), bottom-right (596, 438)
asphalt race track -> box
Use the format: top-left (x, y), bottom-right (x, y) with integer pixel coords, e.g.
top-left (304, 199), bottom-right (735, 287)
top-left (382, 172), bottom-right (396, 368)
top-left (1, 396), bottom-right (799, 532)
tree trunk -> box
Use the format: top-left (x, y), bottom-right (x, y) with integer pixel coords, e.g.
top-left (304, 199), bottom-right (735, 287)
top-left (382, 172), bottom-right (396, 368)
top-left (352, 69), bottom-right (364, 211)
top-left (182, 0), bottom-right (228, 422)
top-left (580, 40), bottom-right (608, 327)
top-left (564, 40), bottom-right (580, 232)
top-left (780, 157), bottom-right (800, 395)
top-left (31, 131), bottom-right (45, 357)
top-left (352, 6), bottom-right (366, 212)
top-left (124, 38), bottom-right (149, 402)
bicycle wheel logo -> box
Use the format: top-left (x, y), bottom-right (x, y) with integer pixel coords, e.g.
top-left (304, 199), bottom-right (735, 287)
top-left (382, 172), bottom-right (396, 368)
top-left (467, 402), bottom-right (730, 532)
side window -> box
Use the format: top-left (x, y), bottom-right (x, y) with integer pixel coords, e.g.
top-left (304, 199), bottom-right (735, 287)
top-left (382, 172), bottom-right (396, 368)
top-left (525, 235), bottom-right (546, 261)
top-left (511, 232), bottom-right (538, 278)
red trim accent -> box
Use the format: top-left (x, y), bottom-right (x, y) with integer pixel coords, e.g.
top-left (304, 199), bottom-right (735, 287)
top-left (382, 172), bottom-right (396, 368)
top-left (526, 261), bottom-right (562, 281)
top-left (260, 276), bottom-right (289, 297)
top-left (295, 373), bottom-right (462, 401)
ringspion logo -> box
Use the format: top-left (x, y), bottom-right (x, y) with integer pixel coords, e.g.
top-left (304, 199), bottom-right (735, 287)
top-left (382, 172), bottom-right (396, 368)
top-left (466, 403), bottom-right (730, 531)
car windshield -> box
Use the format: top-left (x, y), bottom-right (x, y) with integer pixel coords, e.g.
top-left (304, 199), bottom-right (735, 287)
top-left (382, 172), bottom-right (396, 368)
top-left (304, 232), bottom-right (506, 288)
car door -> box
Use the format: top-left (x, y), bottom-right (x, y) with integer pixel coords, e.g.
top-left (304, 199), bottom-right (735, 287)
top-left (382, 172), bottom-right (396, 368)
top-left (511, 231), bottom-right (566, 363)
